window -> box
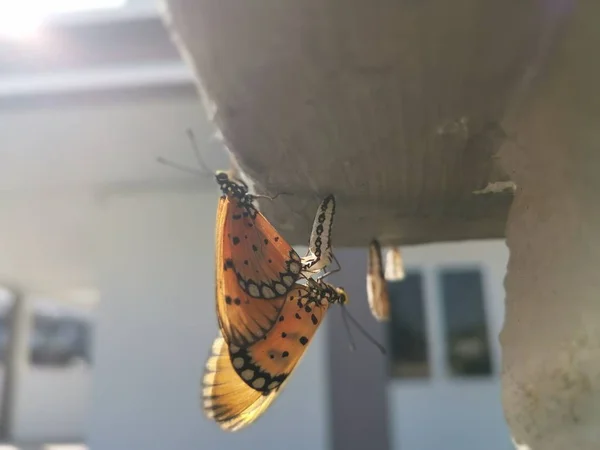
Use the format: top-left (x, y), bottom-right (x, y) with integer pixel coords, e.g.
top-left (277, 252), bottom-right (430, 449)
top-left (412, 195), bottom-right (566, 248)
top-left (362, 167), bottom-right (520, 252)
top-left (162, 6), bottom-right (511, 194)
top-left (29, 301), bottom-right (94, 368)
top-left (388, 272), bottom-right (429, 379)
top-left (440, 269), bottom-right (492, 377)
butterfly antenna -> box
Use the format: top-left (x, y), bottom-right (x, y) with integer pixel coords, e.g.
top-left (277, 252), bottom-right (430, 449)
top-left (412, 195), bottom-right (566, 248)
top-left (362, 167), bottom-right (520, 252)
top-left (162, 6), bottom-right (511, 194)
top-left (341, 306), bottom-right (387, 355)
top-left (340, 307), bottom-right (357, 352)
top-left (185, 128), bottom-right (213, 175)
top-left (253, 192), bottom-right (293, 201)
top-left (156, 156), bottom-right (205, 176)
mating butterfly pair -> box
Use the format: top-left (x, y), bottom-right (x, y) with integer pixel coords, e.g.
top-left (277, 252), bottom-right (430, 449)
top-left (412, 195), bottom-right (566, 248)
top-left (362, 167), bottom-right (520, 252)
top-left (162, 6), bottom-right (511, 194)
top-left (203, 172), bottom-right (343, 431)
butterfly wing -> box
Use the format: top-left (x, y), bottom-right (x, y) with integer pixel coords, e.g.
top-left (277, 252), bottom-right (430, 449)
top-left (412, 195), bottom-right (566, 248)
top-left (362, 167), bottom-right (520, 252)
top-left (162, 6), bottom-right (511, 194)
top-left (216, 196), bottom-right (303, 347)
top-left (202, 336), bottom-right (286, 432)
top-left (384, 247), bottom-right (405, 281)
top-left (302, 194), bottom-right (336, 275)
top-left (203, 285), bottom-right (329, 430)
top-left (366, 239), bottom-right (390, 321)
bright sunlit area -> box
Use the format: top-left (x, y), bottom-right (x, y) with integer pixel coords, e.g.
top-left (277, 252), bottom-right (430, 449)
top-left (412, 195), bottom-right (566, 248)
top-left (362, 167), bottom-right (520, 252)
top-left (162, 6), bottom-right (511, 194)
top-left (0, 0), bottom-right (127, 39)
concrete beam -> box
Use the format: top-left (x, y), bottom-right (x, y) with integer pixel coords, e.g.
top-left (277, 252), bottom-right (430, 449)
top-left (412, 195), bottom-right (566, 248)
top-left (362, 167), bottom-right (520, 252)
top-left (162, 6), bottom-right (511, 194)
top-left (160, 0), bottom-right (562, 246)
top-left (500, 2), bottom-right (600, 448)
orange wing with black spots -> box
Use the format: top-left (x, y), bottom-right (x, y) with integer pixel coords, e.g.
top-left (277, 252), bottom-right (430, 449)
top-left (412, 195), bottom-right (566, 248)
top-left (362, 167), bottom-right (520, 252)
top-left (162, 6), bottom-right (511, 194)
top-left (203, 281), bottom-right (347, 431)
top-left (215, 194), bottom-right (303, 348)
top-left (202, 336), bottom-right (284, 432)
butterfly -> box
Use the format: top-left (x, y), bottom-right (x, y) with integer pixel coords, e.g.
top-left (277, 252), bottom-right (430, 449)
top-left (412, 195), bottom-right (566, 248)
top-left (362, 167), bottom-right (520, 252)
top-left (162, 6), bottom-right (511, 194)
top-left (158, 137), bottom-right (337, 346)
top-left (301, 194), bottom-right (337, 276)
top-left (203, 278), bottom-right (348, 431)
top-left (214, 172), bottom-right (306, 348)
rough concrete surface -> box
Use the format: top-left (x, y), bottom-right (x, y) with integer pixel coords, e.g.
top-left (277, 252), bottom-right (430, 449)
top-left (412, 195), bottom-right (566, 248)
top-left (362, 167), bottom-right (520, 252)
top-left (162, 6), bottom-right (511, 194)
top-left (160, 0), bottom-right (560, 246)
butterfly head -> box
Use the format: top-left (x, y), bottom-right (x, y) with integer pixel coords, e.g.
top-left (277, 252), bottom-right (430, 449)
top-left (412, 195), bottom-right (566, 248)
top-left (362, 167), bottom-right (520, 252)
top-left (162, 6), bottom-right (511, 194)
top-left (334, 286), bottom-right (348, 305)
top-left (215, 170), bottom-right (230, 184)
top-left (215, 170), bottom-right (250, 200)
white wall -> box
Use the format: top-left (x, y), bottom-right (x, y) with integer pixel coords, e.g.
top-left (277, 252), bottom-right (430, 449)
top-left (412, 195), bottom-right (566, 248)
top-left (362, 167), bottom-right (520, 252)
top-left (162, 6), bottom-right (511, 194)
top-left (387, 241), bottom-right (513, 450)
top-left (12, 365), bottom-right (92, 443)
top-left (0, 89), bottom-right (210, 443)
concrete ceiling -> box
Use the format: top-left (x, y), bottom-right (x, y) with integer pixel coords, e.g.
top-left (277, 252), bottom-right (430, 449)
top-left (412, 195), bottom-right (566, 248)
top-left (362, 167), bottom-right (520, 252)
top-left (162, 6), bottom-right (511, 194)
top-left (162, 0), bottom-right (570, 247)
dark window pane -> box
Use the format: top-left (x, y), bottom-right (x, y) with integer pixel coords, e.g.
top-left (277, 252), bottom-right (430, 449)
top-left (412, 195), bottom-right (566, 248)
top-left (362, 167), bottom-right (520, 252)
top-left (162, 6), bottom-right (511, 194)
top-left (29, 304), bottom-right (94, 368)
top-left (440, 269), bottom-right (492, 377)
top-left (388, 272), bottom-right (429, 379)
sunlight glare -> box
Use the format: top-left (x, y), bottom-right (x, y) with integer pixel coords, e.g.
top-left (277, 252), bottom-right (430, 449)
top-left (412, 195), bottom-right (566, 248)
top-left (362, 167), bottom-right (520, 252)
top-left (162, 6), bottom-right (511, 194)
top-left (0, 0), bottom-right (127, 39)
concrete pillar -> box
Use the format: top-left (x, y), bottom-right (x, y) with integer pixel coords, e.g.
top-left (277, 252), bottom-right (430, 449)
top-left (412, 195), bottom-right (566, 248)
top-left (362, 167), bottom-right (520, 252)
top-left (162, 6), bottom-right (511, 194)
top-left (0, 288), bottom-right (30, 442)
top-left (326, 248), bottom-right (390, 450)
top-left (500, 4), bottom-right (600, 448)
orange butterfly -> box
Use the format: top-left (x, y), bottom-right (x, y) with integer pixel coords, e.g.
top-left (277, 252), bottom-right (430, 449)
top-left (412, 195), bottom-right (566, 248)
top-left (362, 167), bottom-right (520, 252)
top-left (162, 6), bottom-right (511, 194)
top-left (158, 138), bottom-right (319, 346)
top-left (203, 278), bottom-right (347, 431)
top-left (214, 172), bottom-right (305, 347)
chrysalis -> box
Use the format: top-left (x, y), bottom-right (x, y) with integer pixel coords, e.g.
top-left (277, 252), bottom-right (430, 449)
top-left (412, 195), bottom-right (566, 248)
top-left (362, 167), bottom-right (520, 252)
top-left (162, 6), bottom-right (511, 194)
top-left (384, 247), bottom-right (405, 281)
top-left (366, 239), bottom-right (390, 321)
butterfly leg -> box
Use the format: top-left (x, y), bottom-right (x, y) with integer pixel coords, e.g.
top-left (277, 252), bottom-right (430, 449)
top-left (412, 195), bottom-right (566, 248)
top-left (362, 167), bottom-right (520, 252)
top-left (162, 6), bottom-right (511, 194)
top-left (156, 129), bottom-right (215, 177)
top-left (316, 253), bottom-right (342, 282)
top-left (253, 192), bottom-right (293, 201)
top-left (186, 129), bottom-right (214, 175)
top-left (156, 156), bottom-right (207, 176)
